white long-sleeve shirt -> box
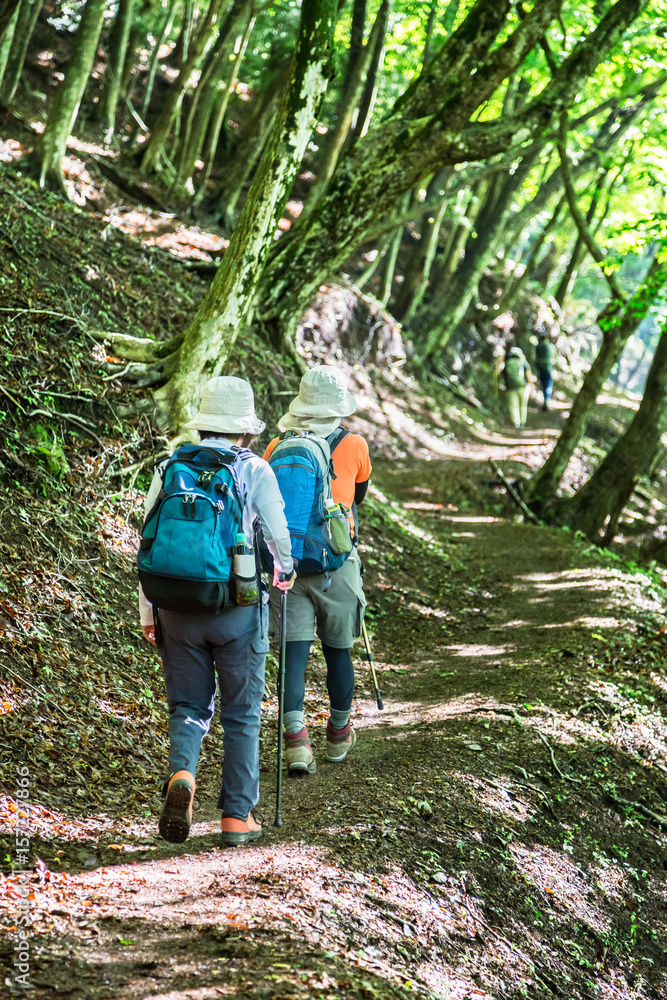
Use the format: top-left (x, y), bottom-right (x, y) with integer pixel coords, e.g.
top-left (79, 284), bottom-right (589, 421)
top-left (138, 437), bottom-right (293, 625)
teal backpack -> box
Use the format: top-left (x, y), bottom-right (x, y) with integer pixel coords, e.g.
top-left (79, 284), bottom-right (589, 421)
top-left (137, 444), bottom-right (248, 613)
top-left (536, 340), bottom-right (555, 369)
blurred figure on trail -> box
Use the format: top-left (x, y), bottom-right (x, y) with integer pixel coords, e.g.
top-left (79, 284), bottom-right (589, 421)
top-left (502, 345), bottom-right (532, 428)
top-left (535, 333), bottom-right (557, 411)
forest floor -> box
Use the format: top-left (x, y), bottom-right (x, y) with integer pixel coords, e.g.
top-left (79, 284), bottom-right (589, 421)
top-left (3, 418), bottom-right (667, 1000)
top-left (1, 156), bottom-right (667, 999)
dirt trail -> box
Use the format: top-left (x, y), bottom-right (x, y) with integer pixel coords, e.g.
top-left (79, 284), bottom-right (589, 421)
top-left (3, 447), bottom-right (667, 1000)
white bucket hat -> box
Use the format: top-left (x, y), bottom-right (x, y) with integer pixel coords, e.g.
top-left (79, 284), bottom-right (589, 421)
top-left (278, 366), bottom-right (356, 433)
top-left (184, 376), bottom-right (265, 435)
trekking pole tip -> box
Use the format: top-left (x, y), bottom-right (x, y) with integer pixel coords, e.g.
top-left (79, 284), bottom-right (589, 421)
top-left (376, 693), bottom-right (384, 711)
top-left (274, 814), bottom-right (283, 828)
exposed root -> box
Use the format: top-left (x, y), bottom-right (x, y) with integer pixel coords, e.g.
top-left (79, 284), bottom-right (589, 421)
top-left (93, 331), bottom-right (183, 363)
top-left (608, 794), bottom-right (667, 831)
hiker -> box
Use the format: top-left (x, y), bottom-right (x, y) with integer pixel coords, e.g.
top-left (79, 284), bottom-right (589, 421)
top-left (263, 366), bottom-right (372, 777)
top-left (502, 345), bottom-right (532, 428)
top-left (138, 377), bottom-right (296, 847)
top-left (535, 333), bottom-right (557, 410)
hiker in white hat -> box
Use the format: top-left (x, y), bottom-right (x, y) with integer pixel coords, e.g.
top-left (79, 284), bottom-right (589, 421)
top-left (139, 376), bottom-right (296, 847)
top-left (263, 365), bottom-right (372, 776)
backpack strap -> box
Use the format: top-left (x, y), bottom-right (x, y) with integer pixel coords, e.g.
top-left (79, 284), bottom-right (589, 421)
top-left (326, 426), bottom-right (350, 454)
top-left (326, 427), bottom-right (360, 543)
top-left (278, 430), bottom-right (333, 478)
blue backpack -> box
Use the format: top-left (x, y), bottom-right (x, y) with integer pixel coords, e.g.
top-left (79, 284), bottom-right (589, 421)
top-left (261, 428), bottom-right (353, 576)
top-left (137, 444), bottom-right (248, 613)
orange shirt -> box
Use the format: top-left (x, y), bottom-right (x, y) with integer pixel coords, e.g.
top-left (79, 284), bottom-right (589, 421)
top-left (263, 431), bottom-right (372, 511)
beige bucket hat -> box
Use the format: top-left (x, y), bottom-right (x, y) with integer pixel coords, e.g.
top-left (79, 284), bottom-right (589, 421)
top-left (184, 376), bottom-right (265, 435)
top-left (278, 366), bottom-right (356, 432)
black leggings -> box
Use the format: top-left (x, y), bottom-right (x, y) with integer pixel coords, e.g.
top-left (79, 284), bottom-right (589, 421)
top-left (284, 640), bottom-right (355, 714)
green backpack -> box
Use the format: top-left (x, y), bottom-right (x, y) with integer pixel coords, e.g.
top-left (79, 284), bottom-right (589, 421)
top-left (504, 356), bottom-right (526, 390)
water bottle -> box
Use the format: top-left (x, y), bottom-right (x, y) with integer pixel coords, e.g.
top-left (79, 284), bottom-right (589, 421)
top-left (233, 532), bottom-right (259, 606)
top-left (324, 498), bottom-right (352, 555)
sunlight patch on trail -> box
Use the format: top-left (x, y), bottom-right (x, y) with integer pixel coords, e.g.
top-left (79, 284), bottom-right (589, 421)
top-left (446, 643), bottom-right (515, 658)
top-left (510, 843), bottom-right (613, 935)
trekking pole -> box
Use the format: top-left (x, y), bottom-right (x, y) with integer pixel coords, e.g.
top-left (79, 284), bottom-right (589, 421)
top-left (361, 620), bottom-right (383, 711)
top-left (274, 577), bottom-right (288, 827)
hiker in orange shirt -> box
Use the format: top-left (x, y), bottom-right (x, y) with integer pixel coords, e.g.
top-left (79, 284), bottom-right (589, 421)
top-left (264, 367), bottom-right (372, 776)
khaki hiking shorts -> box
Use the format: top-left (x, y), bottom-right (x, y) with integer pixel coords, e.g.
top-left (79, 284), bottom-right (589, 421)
top-left (268, 549), bottom-right (366, 649)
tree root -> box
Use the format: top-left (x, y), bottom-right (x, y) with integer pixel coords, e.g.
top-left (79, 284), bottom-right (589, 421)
top-left (28, 407), bottom-right (103, 445)
top-left (608, 794), bottom-right (667, 831)
top-left (535, 729), bottom-right (582, 783)
top-left (489, 460), bottom-right (541, 525)
top-left (93, 330), bottom-right (183, 363)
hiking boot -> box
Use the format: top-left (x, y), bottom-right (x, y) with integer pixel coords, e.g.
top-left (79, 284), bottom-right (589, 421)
top-left (159, 770), bottom-right (195, 844)
top-left (220, 813), bottom-right (262, 846)
top-left (325, 721), bottom-right (356, 763)
top-left (285, 727), bottom-right (316, 776)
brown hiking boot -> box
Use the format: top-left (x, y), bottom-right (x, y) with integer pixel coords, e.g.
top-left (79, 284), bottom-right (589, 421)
top-left (159, 770), bottom-right (195, 844)
top-left (285, 726), bottom-right (316, 776)
top-left (325, 721), bottom-right (356, 763)
top-left (220, 813), bottom-right (262, 846)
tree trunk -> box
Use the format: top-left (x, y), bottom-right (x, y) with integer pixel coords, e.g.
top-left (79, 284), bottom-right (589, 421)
top-left (531, 238), bottom-right (563, 294)
top-left (421, 0), bottom-right (437, 65)
top-left (349, 0), bottom-right (390, 140)
top-left (138, 0), bottom-right (229, 175)
top-left (0, 1), bottom-right (18, 86)
top-left (561, 321), bottom-right (667, 543)
top-left (429, 184), bottom-right (482, 297)
top-left (153, 0), bottom-right (337, 430)
top-left (0, 0), bottom-right (21, 43)
top-left (393, 169), bottom-right (450, 319)
top-left (194, 6), bottom-right (256, 202)
top-left (498, 195), bottom-right (565, 311)
top-left (527, 255), bottom-right (665, 507)
top-left (355, 235), bottom-right (390, 290)
top-left (140, 0), bottom-right (178, 121)
top-left (401, 197), bottom-right (448, 325)
top-left (553, 167), bottom-right (608, 307)
top-left (443, 0), bottom-right (461, 35)
top-left (1, 0), bottom-right (41, 104)
top-left (302, 0), bottom-right (389, 217)
top-left (171, 0), bottom-right (194, 67)
top-left (207, 62), bottom-right (287, 228)
top-left (172, 0), bottom-right (247, 194)
top-left (377, 191), bottom-right (409, 306)
top-left (98, 0), bottom-right (137, 137)
top-left (29, 0), bottom-right (109, 191)
top-left (419, 148), bottom-right (543, 357)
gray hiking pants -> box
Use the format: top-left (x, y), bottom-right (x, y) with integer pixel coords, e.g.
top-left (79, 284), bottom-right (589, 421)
top-left (157, 599), bottom-right (269, 818)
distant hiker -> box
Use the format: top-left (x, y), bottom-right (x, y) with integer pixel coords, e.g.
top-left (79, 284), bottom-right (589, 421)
top-left (138, 377), bottom-right (295, 846)
top-left (502, 345), bottom-right (532, 428)
top-left (535, 333), bottom-right (557, 411)
top-left (263, 366), bottom-right (372, 777)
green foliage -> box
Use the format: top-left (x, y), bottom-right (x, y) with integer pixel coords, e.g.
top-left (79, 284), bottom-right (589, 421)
top-left (27, 423), bottom-right (70, 478)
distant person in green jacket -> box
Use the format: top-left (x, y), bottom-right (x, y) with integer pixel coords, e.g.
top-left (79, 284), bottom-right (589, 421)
top-left (502, 346), bottom-right (532, 428)
top-left (535, 334), bottom-right (557, 411)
